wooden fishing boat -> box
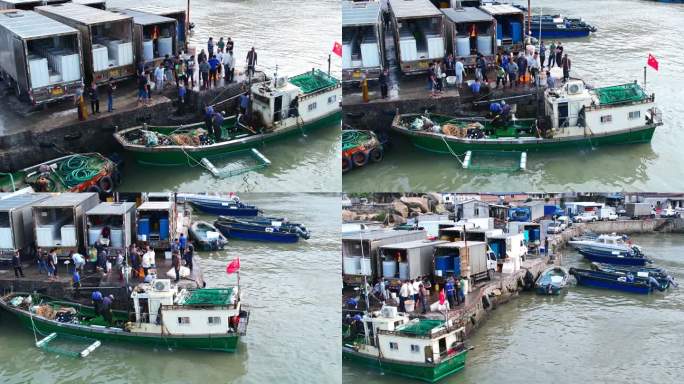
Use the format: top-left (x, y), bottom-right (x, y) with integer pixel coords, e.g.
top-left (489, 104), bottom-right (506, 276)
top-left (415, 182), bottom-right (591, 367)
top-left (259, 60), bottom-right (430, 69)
top-left (343, 306), bottom-right (472, 383)
top-left (578, 248), bottom-right (651, 266)
top-left (113, 69), bottom-right (342, 166)
top-left (535, 266), bottom-right (569, 295)
top-left (569, 268), bottom-right (668, 294)
top-left (0, 153), bottom-right (118, 193)
top-left (0, 281), bottom-right (249, 352)
top-left (214, 220), bottom-right (300, 243)
top-left (188, 220), bottom-right (228, 251)
top-left (217, 215), bottom-right (310, 239)
top-left (390, 81), bottom-right (662, 155)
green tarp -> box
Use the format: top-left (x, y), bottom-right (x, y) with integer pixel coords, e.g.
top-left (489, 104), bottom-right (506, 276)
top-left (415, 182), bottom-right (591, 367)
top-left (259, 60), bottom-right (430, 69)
top-left (289, 70), bottom-right (339, 94)
top-left (594, 83), bottom-right (647, 105)
top-left (183, 288), bottom-right (234, 306)
top-left (397, 319), bottom-right (445, 336)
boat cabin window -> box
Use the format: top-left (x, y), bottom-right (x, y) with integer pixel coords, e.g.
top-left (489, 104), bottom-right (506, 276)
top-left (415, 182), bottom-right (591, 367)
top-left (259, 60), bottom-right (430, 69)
top-left (178, 316), bottom-right (191, 325)
top-left (328, 95), bottom-right (337, 104)
top-left (389, 342), bottom-right (399, 350)
top-left (438, 337), bottom-right (447, 355)
top-left (411, 344), bottom-right (420, 353)
top-left (628, 111), bottom-right (641, 120)
top-left (308, 102), bottom-right (317, 111)
top-left (600, 115), bottom-right (612, 123)
top-left (208, 316), bottom-right (221, 325)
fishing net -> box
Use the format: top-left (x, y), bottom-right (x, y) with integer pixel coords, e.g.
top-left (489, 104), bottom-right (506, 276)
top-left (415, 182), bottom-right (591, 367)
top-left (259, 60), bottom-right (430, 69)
top-left (289, 70), bottom-right (339, 94)
top-left (183, 288), bottom-right (234, 306)
top-left (36, 332), bottom-right (101, 358)
top-left (200, 148), bottom-right (271, 178)
top-left (462, 150), bottom-right (527, 172)
top-left (56, 155), bottom-right (104, 188)
top-left (594, 83), bottom-right (647, 105)
top-left (342, 130), bottom-right (377, 151)
top-left (398, 320), bottom-right (445, 336)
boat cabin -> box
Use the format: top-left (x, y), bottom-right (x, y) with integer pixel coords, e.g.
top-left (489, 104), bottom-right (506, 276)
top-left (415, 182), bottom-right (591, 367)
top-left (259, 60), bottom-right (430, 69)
top-left (130, 280), bottom-right (242, 335)
top-left (379, 239), bottom-right (448, 280)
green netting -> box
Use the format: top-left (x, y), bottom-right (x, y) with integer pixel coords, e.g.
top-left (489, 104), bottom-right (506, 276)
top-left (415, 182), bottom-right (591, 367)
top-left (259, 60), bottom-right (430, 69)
top-left (594, 83), bottom-right (647, 105)
top-left (37, 332), bottom-right (101, 358)
top-left (183, 288), bottom-right (234, 306)
top-left (397, 320), bottom-right (445, 336)
top-left (463, 150), bottom-right (526, 172)
top-left (289, 70), bottom-right (340, 94)
top-left (342, 130), bottom-right (375, 151)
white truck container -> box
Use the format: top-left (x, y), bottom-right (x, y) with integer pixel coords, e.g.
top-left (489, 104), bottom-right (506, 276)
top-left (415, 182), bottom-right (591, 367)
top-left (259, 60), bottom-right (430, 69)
top-left (0, 0), bottom-right (68, 10)
top-left (434, 241), bottom-right (495, 284)
top-left (342, 0), bottom-right (385, 83)
top-left (127, 5), bottom-right (188, 52)
top-left (599, 206), bottom-right (618, 221)
top-left (110, 9), bottom-right (178, 72)
top-left (85, 202), bottom-right (137, 257)
top-left (487, 232), bottom-right (526, 273)
top-left (0, 193), bottom-right (50, 263)
top-left (441, 7), bottom-right (495, 68)
top-left (378, 239), bottom-right (448, 280)
top-left (0, 9), bottom-right (83, 105)
top-left (625, 203), bottom-right (653, 219)
top-left (32, 192), bottom-right (99, 258)
top-left (136, 201), bottom-right (177, 251)
top-left (389, 0), bottom-right (445, 75)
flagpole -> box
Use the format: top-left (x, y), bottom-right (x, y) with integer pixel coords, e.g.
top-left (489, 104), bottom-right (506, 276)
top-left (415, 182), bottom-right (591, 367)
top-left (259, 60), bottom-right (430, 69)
top-left (643, 66), bottom-right (647, 90)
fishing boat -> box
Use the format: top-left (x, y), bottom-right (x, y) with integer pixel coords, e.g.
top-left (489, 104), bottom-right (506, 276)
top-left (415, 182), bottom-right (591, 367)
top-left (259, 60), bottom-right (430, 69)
top-left (189, 220), bottom-right (228, 251)
top-left (0, 153), bottom-right (119, 193)
top-left (529, 15), bottom-right (596, 39)
top-left (217, 215), bottom-right (310, 239)
top-left (390, 81), bottom-right (662, 155)
top-left (590, 262), bottom-right (678, 288)
top-left (342, 129), bottom-right (385, 173)
top-left (569, 268), bottom-right (669, 294)
top-left (535, 266), bottom-right (569, 295)
top-left (568, 233), bottom-right (636, 253)
top-left (343, 306), bottom-right (472, 383)
top-left (578, 247), bottom-right (651, 266)
top-left (214, 220), bottom-right (301, 243)
top-left (113, 69), bottom-right (342, 166)
top-left (0, 280), bottom-right (249, 352)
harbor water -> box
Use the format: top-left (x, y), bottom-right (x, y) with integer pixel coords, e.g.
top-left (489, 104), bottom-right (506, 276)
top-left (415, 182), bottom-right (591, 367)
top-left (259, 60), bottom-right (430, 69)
top-left (0, 193), bottom-right (341, 384)
top-left (342, 233), bottom-right (684, 383)
top-left (343, 0), bottom-right (684, 192)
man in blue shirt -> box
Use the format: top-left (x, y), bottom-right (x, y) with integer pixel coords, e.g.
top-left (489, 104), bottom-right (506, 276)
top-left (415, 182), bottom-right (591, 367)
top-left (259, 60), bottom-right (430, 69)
top-left (239, 93), bottom-right (250, 116)
top-left (208, 55), bottom-right (220, 88)
top-left (101, 295), bottom-right (114, 325)
top-left (213, 112), bottom-right (224, 142)
top-left (91, 290), bottom-right (103, 316)
top-left (179, 233), bottom-right (187, 254)
top-left (177, 84), bottom-right (186, 114)
top-left (470, 79), bottom-right (481, 95)
top-left (445, 278), bottom-right (455, 308)
top-left (204, 105), bottom-right (214, 136)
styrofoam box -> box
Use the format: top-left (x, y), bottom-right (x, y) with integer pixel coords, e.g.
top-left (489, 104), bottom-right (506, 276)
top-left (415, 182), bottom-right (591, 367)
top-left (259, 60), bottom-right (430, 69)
top-left (360, 42), bottom-right (380, 68)
top-left (110, 228), bottom-right (124, 248)
top-left (0, 227), bottom-right (13, 249)
top-left (342, 43), bottom-right (352, 69)
top-left (36, 225), bottom-right (58, 247)
top-left (60, 225), bottom-right (77, 247)
top-left (49, 71), bottom-right (62, 84)
top-left (29, 57), bottom-right (49, 88)
top-left (158, 37), bottom-right (172, 58)
top-left (143, 39), bottom-right (154, 62)
top-left (92, 44), bottom-right (109, 72)
top-left (399, 37), bottom-right (418, 62)
top-left (88, 227), bottom-right (102, 246)
top-left (426, 35), bottom-right (444, 59)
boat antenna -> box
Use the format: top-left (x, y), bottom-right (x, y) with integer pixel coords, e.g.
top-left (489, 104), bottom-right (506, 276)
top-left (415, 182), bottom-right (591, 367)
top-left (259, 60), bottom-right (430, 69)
top-left (273, 64), bottom-right (278, 88)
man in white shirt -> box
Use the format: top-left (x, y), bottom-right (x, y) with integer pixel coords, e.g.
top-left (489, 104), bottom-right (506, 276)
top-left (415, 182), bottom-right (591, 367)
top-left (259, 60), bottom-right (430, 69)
top-left (412, 279), bottom-right (421, 302)
top-left (222, 50), bottom-right (235, 83)
top-left (142, 246), bottom-right (155, 276)
top-left (399, 281), bottom-right (410, 312)
top-left (154, 63), bottom-right (165, 94)
top-left (455, 59), bottom-right (465, 88)
top-left (71, 251), bottom-right (85, 273)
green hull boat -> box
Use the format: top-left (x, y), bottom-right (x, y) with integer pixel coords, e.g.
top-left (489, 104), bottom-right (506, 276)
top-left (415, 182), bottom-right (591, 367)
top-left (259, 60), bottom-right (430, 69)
top-left (343, 346), bottom-right (468, 383)
top-left (391, 113), bottom-right (657, 155)
top-left (0, 292), bottom-right (242, 352)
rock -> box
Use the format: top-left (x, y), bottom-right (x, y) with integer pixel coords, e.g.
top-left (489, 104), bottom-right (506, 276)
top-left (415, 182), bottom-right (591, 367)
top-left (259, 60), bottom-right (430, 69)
top-left (392, 214), bottom-right (407, 225)
top-left (426, 193), bottom-right (443, 205)
top-left (342, 210), bottom-right (356, 222)
top-left (391, 200), bottom-right (409, 218)
top-left (401, 197), bottom-right (429, 213)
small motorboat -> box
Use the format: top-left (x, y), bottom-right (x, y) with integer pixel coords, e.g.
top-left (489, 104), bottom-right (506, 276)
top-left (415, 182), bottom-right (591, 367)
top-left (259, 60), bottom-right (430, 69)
top-left (189, 221), bottom-right (228, 251)
top-left (568, 234), bottom-right (638, 254)
top-left (217, 216), bottom-right (310, 239)
top-left (535, 267), bottom-right (569, 295)
top-left (569, 268), bottom-right (669, 294)
top-left (214, 220), bottom-right (300, 243)
top-left (590, 263), bottom-right (678, 288)
top-left (578, 247), bottom-right (652, 266)
top-left (529, 15), bottom-right (597, 39)
top-left (186, 197), bottom-right (260, 216)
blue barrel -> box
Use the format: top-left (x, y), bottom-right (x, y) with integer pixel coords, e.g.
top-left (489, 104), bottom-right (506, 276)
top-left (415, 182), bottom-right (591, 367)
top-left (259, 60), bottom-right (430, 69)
top-left (490, 242), bottom-right (500, 259)
top-left (523, 230), bottom-right (529, 242)
top-left (510, 21), bottom-right (522, 43)
top-left (453, 256), bottom-right (461, 277)
top-left (138, 218), bottom-right (150, 236)
top-left (435, 256), bottom-right (453, 273)
top-left (496, 23), bottom-right (503, 40)
top-left (159, 218), bottom-right (170, 240)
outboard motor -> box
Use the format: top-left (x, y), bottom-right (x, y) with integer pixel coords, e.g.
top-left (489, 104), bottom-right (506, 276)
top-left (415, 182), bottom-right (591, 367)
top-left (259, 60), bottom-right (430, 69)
top-left (648, 276), bottom-right (667, 292)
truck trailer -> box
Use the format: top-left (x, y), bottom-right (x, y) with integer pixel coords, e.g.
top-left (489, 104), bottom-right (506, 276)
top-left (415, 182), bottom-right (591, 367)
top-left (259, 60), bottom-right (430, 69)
top-left (127, 5), bottom-right (188, 52)
top-left (509, 201), bottom-right (545, 222)
top-left (434, 241), bottom-right (495, 284)
top-left (0, 193), bottom-right (50, 264)
top-left (0, 9), bottom-right (83, 105)
top-left (136, 201), bottom-right (177, 250)
top-left (342, 0), bottom-right (385, 83)
top-left (441, 7), bottom-right (495, 68)
top-left (71, 0), bottom-right (106, 10)
top-left (32, 192), bottom-right (99, 258)
top-left (389, 0), bottom-right (445, 75)
top-left (625, 202), bottom-right (654, 219)
top-left (110, 8), bottom-right (177, 72)
top-left (0, 0), bottom-right (68, 11)
top-left (36, 3), bottom-right (135, 84)
top-left (85, 202), bottom-right (136, 259)
top-left (479, 3), bottom-right (524, 53)
top-left (379, 239), bottom-right (447, 280)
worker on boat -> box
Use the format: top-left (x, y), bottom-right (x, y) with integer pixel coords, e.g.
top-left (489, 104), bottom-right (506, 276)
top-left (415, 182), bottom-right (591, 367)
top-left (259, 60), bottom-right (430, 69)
top-left (213, 111), bottom-right (225, 142)
top-left (288, 96), bottom-right (300, 118)
top-left (91, 290), bottom-right (103, 316)
top-left (204, 105), bottom-right (214, 138)
top-left (101, 294), bottom-right (114, 325)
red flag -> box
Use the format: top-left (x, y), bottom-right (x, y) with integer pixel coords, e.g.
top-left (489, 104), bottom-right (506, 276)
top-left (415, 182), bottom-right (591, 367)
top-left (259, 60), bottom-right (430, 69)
top-left (332, 41), bottom-right (342, 57)
top-left (647, 54), bottom-right (659, 71)
top-left (226, 257), bottom-right (240, 275)
top-left (439, 288), bottom-right (446, 305)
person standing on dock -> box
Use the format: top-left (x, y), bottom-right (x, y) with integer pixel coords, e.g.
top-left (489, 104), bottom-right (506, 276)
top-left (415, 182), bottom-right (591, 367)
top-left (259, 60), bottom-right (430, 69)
top-left (445, 54), bottom-right (455, 78)
top-left (208, 54), bottom-right (220, 88)
top-left (507, 58), bottom-right (518, 88)
top-left (555, 42), bottom-right (563, 69)
top-left (496, 65), bottom-right (506, 89)
top-left (223, 50), bottom-right (235, 83)
top-left (226, 37), bottom-right (234, 53)
top-left (172, 252), bottom-right (181, 283)
top-left (548, 41), bottom-right (556, 67)
top-left (49, 249), bottom-right (58, 277)
top-left (106, 78), bottom-right (116, 112)
top-left (183, 245), bottom-right (194, 272)
top-left (379, 69), bottom-right (388, 99)
top-left (540, 41), bottom-right (546, 70)
top-left (177, 84), bottom-right (186, 115)
top-left (562, 54), bottom-right (572, 83)
top-left (529, 53), bottom-right (541, 88)
top-left (37, 252), bottom-right (48, 275)
top-left (459, 276), bottom-right (468, 306)
top-left (399, 280), bottom-right (409, 312)
top-left (516, 53), bottom-right (528, 86)
top-left (246, 47), bottom-right (258, 77)
top-left (476, 54), bottom-right (488, 83)
top-left (445, 278), bottom-right (455, 308)
top-left (88, 83), bottom-right (100, 115)
top-left (207, 37), bottom-right (215, 57)
top-left (12, 250), bottom-right (24, 278)
top-left (199, 59), bottom-right (210, 90)
top-left (179, 233), bottom-right (187, 254)
top-left (419, 283), bottom-right (428, 314)
top-left (154, 63), bottom-right (166, 94)
top-left (142, 246), bottom-right (155, 277)
top-left (217, 37), bottom-right (225, 53)
top-left (164, 55), bottom-right (175, 87)
top-left (186, 55), bottom-right (196, 89)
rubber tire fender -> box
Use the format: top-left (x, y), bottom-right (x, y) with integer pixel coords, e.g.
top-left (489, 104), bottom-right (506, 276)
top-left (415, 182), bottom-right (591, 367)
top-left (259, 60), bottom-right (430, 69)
top-left (342, 155), bottom-right (352, 173)
top-left (351, 151), bottom-right (368, 167)
top-left (98, 175), bottom-right (114, 194)
top-left (369, 147), bottom-right (384, 163)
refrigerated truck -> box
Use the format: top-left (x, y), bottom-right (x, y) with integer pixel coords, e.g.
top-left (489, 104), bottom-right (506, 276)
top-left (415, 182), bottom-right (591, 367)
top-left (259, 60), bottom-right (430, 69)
top-left (389, 0), bottom-right (445, 75)
top-left (441, 7), bottom-right (495, 68)
top-left (136, 201), bottom-right (177, 251)
top-left (0, 0), bottom-right (68, 11)
top-left (0, 9), bottom-right (84, 105)
top-left (479, 3), bottom-right (524, 53)
top-left (32, 192), bottom-right (100, 259)
top-left (85, 202), bottom-right (136, 259)
top-left (127, 5), bottom-right (188, 52)
top-left (110, 9), bottom-right (177, 72)
top-left (36, 3), bottom-right (136, 84)
top-left (71, 0), bottom-right (106, 10)
top-left (342, 0), bottom-right (385, 83)
top-left (378, 239), bottom-right (448, 280)
top-left (0, 193), bottom-right (50, 264)
top-left (433, 241), bottom-right (495, 284)
top-left (625, 203), bottom-right (654, 219)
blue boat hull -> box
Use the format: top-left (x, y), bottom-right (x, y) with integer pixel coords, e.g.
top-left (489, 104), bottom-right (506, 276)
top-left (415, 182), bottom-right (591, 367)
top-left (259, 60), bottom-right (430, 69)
top-left (224, 227), bottom-right (299, 243)
top-left (573, 273), bottom-right (651, 294)
top-left (532, 28), bottom-right (591, 39)
top-left (579, 250), bottom-right (649, 266)
top-left (190, 201), bottom-right (260, 216)
top-left (535, 285), bottom-right (563, 295)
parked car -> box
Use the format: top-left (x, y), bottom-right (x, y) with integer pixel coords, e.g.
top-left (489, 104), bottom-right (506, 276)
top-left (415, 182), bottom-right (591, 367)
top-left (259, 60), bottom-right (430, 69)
top-left (574, 212), bottom-right (598, 223)
top-left (661, 208), bottom-right (679, 218)
top-left (547, 222), bottom-right (563, 234)
top-left (557, 216), bottom-right (570, 229)
top-left (602, 211), bottom-right (618, 221)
